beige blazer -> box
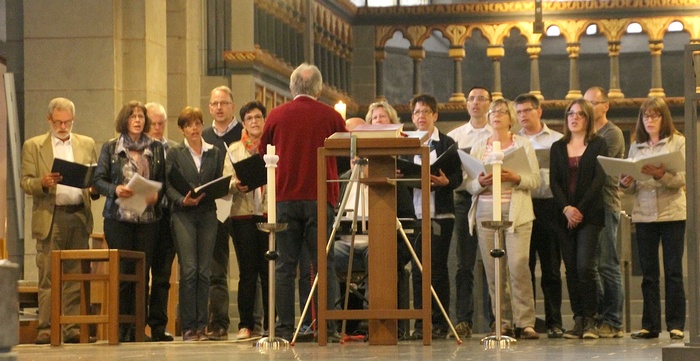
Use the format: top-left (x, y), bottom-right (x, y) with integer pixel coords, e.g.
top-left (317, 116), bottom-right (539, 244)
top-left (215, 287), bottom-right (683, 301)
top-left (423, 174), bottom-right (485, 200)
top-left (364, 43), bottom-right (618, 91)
top-left (20, 132), bottom-right (97, 240)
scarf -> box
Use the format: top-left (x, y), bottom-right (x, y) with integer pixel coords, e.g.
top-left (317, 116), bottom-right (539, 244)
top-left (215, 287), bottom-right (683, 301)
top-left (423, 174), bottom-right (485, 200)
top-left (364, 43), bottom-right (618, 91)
top-left (241, 129), bottom-right (260, 155)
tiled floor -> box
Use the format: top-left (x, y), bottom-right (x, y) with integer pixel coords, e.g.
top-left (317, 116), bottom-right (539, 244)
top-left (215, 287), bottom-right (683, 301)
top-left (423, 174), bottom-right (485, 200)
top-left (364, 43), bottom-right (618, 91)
top-left (10, 332), bottom-right (687, 361)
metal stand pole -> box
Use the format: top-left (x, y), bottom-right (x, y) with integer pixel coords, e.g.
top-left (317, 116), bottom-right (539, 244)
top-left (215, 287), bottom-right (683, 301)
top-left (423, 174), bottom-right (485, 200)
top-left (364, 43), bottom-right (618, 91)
top-left (255, 224), bottom-right (289, 351)
top-left (480, 220), bottom-right (516, 350)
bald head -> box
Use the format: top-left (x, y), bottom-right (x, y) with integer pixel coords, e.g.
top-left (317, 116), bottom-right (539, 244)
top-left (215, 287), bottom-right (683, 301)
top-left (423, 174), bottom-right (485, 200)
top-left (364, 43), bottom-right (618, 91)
top-left (345, 117), bottom-right (366, 131)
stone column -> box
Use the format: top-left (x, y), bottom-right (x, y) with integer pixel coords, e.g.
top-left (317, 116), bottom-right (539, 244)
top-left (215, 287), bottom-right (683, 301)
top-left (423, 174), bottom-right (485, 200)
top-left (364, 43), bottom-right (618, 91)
top-left (487, 45), bottom-right (504, 100)
top-left (648, 40), bottom-right (666, 97)
top-left (448, 46), bottom-right (466, 103)
top-left (409, 46), bottom-right (425, 96)
top-left (608, 41), bottom-right (625, 99)
top-left (375, 48), bottom-right (386, 101)
top-left (565, 42), bottom-right (582, 100)
top-left (527, 44), bottom-right (544, 100)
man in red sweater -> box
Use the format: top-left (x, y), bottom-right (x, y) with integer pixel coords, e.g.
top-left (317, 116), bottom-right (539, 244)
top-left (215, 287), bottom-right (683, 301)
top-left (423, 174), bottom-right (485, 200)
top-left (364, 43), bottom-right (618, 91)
top-left (259, 63), bottom-right (346, 341)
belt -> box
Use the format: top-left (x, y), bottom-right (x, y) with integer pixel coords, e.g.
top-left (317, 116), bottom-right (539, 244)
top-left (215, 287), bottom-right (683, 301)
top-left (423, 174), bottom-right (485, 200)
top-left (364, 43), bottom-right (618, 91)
top-left (54, 204), bottom-right (85, 213)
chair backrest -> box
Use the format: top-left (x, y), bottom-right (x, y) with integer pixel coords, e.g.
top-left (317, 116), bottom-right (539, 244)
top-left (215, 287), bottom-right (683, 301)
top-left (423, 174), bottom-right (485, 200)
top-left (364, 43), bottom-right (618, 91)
top-left (0, 238), bottom-right (7, 259)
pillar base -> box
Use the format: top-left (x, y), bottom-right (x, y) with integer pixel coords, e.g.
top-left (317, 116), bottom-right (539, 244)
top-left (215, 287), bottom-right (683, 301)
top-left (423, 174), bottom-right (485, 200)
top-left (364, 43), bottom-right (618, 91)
top-left (608, 88), bottom-right (625, 99)
top-left (448, 93), bottom-right (466, 103)
top-left (491, 92), bottom-right (504, 100)
top-left (565, 90), bottom-right (582, 100)
top-left (528, 90), bottom-right (544, 100)
top-left (648, 88), bottom-right (666, 97)
top-left (663, 343), bottom-right (700, 360)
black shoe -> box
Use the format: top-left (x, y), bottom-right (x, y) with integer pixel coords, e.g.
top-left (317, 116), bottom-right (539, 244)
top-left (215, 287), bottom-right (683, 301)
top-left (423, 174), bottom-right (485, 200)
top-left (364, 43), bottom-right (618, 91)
top-left (35, 333), bottom-right (51, 345)
top-left (631, 329), bottom-right (659, 339)
top-left (119, 326), bottom-right (135, 342)
top-left (64, 334), bottom-right (97, 343)
top-left (151, 328), bottom-right (174, 342)
top-left (547, 326), bottom-right (564, 339)
top-left (432, 328), bottom-right (449, 339)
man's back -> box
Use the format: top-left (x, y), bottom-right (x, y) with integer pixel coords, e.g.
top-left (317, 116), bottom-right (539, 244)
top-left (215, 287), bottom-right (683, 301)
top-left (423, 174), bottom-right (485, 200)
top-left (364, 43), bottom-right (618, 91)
top-left (260, 96), bottom-right (346, 205)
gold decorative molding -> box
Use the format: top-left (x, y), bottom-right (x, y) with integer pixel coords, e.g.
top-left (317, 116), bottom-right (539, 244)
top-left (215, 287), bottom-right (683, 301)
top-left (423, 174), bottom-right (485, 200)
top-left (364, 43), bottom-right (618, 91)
top-left (566, 43), bottom-right (581, 58)
top-left (526, 45), bottom-right (541, 58)
top-left (608, 42), bottom-right (622, 57)
top-left (648, 40), bottom-right (664, 55)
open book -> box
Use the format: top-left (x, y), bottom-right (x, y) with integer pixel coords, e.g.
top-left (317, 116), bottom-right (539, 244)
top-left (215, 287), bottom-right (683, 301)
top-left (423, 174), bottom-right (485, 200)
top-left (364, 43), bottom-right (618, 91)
top-left (169, 167), bottom-right (232, 201)
top-left (457, 146), bottom-right (532, 183)
top-left (351, 123), bottom-right (405, 138)
top-left (597, 151), bottom-right (684, 181)
top-left (51, 158), bottom-right (97, 189)
top-left (116, 173), bottom-right (162, 215)
top-left (396, 144), bottom-right (459, 188)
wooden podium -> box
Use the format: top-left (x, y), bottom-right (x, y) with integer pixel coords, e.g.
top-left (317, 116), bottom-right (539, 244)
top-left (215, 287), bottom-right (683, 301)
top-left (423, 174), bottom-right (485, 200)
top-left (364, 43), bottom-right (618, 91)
top-left (316, 133), bottom-right (432, 345)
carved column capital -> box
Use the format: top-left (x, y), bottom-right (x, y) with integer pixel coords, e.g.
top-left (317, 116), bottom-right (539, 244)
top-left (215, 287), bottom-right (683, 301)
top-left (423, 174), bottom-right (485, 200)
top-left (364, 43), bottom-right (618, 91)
top-left (566, 43), bottom-right (580, 59)
top-left (648, 40), bottom-right (664, 55)
top-left (448, 47), bottom-right (466, 61)
top-left (408, 47), bottom-right (425, 61)
top-left (526, 45), bottom-right (541, 59)
top-left (608, 41), bottom-right (621, 57)
top-left (487, 45), bottom-right (504, 61)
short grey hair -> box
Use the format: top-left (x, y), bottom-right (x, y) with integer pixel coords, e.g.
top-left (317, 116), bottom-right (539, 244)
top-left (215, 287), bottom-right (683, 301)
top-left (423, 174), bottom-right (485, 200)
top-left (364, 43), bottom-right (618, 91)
top-left (145, 102), bottom-right (167, 118)
top-left (47, 97), bottom-right (75, 118)
top-left (210, 86), bottom-right (234, 103)
top-left (290, 63), bottom-right (322, 97)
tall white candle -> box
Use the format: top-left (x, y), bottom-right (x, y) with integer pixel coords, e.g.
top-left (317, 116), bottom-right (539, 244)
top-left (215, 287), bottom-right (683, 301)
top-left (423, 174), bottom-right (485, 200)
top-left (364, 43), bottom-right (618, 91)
top-left (492, 141), bottom-right (502, 222)
top-left (265, 144), bottom-right (277, 223)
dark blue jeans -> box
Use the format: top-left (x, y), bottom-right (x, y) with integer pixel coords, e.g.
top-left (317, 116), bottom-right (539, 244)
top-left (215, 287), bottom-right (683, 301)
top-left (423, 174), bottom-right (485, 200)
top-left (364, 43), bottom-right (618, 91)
top-left (412, 218), bottom-right (454, 331)
top-left (559, 222), bottom-right (601, 319)
top-left (147, 208), bottom-right (176, 331)
top-left (230, 216), bottom-right (269, 331)
top-left (595, 209), bottom-right (624, 328)
top-left (635, 221), bottom-right (686, 332)
top-left (275, 201), bottom-right (339, 336)
top-left (453, 191), bottom-right (479, 326)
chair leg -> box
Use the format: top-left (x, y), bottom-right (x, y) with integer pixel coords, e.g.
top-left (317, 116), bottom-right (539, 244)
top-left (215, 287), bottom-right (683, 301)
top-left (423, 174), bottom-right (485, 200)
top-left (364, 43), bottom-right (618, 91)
top-left (50, 251), bottom-right (62, 346)
top-left (108, 251), bottom-right (120, 345)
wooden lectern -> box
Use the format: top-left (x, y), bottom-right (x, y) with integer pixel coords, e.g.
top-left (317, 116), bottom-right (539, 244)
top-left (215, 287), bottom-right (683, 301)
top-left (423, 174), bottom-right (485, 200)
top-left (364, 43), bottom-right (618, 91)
top-left (316, 133), bottom-right (432, 346)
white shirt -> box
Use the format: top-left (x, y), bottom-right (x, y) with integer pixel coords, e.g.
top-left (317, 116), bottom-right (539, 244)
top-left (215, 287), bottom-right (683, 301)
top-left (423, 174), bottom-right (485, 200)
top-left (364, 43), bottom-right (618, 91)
top-left (447, 121), bottom-right (493, 191)
top-left (517, 123), bottom-right (563, 199)
top-left (184, 138), bottom-right (214, 172)
top-left (51, 134), bottom-right (84, 206)
top-left (411, 130), bottom-right (454, 220)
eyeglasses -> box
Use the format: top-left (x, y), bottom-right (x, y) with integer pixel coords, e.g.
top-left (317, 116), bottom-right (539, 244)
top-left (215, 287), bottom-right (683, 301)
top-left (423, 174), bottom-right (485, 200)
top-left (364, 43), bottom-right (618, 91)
top-left (566, 111), bottom-right (586, 118)
top-left (516, 108), bottom-right (535, 115)
top-left (244, 114), bottom-right (264, 122)
top-left (488, 109), bottom-right (508, 116)
top-left (412, 109), bottom-right (433, 116)
top-left (467, 96), bottom-right (489, 103)
top-left (209, 101), bottom-right (232, 108)
top-left (51, 119), bottom-right (74, 127)
top-left (642, 113), bottom-right (662, 121)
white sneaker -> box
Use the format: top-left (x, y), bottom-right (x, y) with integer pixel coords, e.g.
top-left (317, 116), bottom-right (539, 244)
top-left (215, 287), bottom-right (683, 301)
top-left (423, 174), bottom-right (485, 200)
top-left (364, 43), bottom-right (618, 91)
top-left (236, 328), bottom-right (252, 340)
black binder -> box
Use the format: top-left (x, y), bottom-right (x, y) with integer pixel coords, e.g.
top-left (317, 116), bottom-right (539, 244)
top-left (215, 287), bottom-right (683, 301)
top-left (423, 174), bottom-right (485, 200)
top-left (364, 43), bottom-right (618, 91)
top-left (51, 158), bottom-right (97, 189)
top-left (232, 154), bottom-right (267, 191)
top-left (169, 166), bottom-right (232, 201)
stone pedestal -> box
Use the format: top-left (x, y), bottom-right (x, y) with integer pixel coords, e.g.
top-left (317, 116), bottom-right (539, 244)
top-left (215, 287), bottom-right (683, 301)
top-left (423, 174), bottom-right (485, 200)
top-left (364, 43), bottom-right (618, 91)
top-left (0, 260), bottom-right (19, 356)
top-left (663, 343), bottom-right (700, 359)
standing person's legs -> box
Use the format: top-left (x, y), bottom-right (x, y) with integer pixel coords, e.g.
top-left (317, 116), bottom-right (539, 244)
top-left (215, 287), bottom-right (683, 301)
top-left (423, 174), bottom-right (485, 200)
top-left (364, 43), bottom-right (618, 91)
top-left (660, 221), bottom-right (686, 332)
top-left (531, 199), bottom-right (563, 331)
top-left (559, 226), bottom-right (582, 318)
top-left (171, 212), bottom-right (198, 333)
top-left (195, 211), bottom-right (218, 333)
top-left (148, 210), bottom-right (176, 338)
top-left (454, 192), bottom-right (478, 334)
top-left (576, 224), bottom-right (602, 318)
top-left (431, 218), bottom-right (454, 333)
top-left (596, 209), bottom-right (624, 331)
top-left (635, 222), bottom-right (662, 333)
top-left (506, 222), bottom-right (536, 330)
top-left (231, 218), bottom-right (260, 333)
top-left (208, 219), bottom-right (232, 337)
top-left (134, 222), bottom-right (159, 328)
top-left (275, 201), bottom-right (304, 338)
top-left (104, 218), bottom-right (139, 339)
top-left (252, 215), bottom-right (270, 332)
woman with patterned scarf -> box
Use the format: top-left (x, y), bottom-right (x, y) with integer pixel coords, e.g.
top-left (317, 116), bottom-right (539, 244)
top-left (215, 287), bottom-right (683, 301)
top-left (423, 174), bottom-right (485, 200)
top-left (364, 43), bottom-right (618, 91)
top-left (94, 100), bottom-right (166, 342)
top-left (221, 101), bottom-right (269, 340)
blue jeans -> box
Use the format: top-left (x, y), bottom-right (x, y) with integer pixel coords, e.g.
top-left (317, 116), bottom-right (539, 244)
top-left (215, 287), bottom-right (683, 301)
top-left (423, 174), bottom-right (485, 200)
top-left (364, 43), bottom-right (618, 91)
top-left (453, 191), bottom-right (479, 326)
top-left (559, 223), bottom-right (602, 319)
top-left (275, 201), bottom-right (339, 336)
top-left (596, 209), bottom-right (624, 328)
top-left (635, 221), bottom-right (686, 332)
top-left (171, 210), bottom-right (218, 332)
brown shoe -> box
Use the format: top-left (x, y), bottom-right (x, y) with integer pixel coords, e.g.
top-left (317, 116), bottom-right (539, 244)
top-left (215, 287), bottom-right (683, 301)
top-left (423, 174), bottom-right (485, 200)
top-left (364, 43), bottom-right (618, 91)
top-left (207, 327), bottom-right (228, 341)
top-left (520, 327), bottom-right (540, 340)
top-left (35, 332), bottom-right (51, 345)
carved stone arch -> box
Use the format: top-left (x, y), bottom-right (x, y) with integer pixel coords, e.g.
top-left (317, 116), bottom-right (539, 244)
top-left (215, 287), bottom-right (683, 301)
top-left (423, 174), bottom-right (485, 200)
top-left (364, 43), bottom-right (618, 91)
top-left (477, 23), bottom-right (512, 46)
top-left (440, 24), bottom-right (473, 47)
top-left (547, 19), bottom-right (589, 44)
top-left (405, 25), bottom-right (430, 47)
top-left (638, 17), bottom-right (674, 42)
top-left (513, 22), bottom-right (542, 45)
top-left (375, 26), bottom-right (408, 48)
top-left (680, 16), bottom-right (700, 41)
top-left (598, 19), bottom-right (629, 42)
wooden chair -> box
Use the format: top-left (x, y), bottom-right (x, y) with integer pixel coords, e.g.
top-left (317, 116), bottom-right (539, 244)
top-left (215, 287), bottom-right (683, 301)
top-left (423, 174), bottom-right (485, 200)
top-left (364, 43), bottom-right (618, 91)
top-left (50, 249), bottom-right (145, 345)
top-left (0, 238), bottom-right (7, 259)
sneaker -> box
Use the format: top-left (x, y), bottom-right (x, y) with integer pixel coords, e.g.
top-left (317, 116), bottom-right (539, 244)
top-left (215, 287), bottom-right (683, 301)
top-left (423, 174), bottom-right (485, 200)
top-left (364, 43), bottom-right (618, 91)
top-left (197, 329), bottom-right (209, 341)
top-left (151, 328), bottom-right (175, 342)
top-left (236, 328), bottom-right (252, 340)
top-left (563, 317), bottom-right (583, 339)
top-left (547, 326), bottom-right (564, 339)
top-left (582, 318), bottom-right (599, 339)
top-left (452, 321), bottom-right (472, 338)
top-left (183, 330), bottom-right (199, 342)
top-left (207, 327), bottom-right (228, 341)
top-left (432, 327), bottom-right (449, 339)
top-left (670, 329), bottom-right (684, 340)
top-left (598, 323), bottom-right (623, 338)
top-left (631, 329), bottom-right (659, 339)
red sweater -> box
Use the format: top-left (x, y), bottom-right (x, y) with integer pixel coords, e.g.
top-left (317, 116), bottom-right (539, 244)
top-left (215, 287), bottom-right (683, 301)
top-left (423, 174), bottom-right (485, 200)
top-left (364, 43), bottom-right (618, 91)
top-left (259, 96), bottom-right (346, 206)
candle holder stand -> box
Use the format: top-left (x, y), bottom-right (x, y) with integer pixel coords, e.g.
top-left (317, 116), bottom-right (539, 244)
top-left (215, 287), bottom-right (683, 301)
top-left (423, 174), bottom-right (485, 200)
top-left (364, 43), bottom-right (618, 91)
top-left (479, 220), bottom-right (516, 350)
top-left (255, 222), bottom-right (289, 352)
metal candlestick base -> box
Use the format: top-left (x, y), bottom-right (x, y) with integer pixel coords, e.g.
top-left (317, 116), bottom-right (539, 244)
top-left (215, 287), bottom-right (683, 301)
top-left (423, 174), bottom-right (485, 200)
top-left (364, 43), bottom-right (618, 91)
top-left (479, 220), bottom-right (516, 350)
top-left (257, 223), bottom-right (288, 233)
top-left (255, 337), bottom-right (290, 352)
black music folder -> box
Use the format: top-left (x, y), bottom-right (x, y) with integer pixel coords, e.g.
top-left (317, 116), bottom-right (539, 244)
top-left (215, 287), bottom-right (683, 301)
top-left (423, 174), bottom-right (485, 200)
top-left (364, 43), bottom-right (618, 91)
top-left (51, 158), bottom-right (97, 188)
top-left (232, 154), bottom-right (267, 191)
top-left (169, 166), bottom-right (232, 201)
